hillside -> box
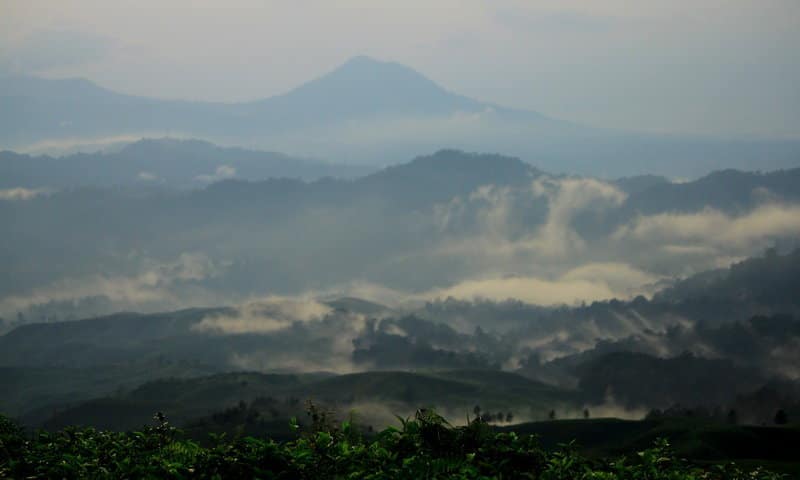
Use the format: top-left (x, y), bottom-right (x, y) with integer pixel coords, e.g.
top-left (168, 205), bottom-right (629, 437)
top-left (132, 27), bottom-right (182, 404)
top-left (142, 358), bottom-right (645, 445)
top-left (654, 248), bottom-right (800, 309)
top-left (37, 370), bottom-right (575, 433)
top-left (0, 137), bottom-right (371, 189)
top-left (3, 249), bottom-right (800, 426)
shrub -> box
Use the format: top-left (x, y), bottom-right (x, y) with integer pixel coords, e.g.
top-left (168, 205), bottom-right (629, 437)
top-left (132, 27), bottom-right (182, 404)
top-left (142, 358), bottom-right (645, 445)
top-left (0, 412), bottom-right (786, 479)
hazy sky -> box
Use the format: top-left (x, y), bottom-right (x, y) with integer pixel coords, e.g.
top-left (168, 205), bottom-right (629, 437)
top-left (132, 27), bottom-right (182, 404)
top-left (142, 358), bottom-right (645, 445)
top-left (2, 0), bottom-right (799, 137)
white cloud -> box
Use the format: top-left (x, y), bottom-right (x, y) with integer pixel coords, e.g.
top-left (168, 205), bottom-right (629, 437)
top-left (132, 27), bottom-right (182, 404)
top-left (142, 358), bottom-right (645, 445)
top-left (427, 177), bottom-right (800, 286)
top-left (613, 204), bottom-right (800, 251)
top-left (0, 252), bottom-right (225, 317)
top-left (419, 262), bottom-right (659, 306)
top-left (525, 177), bottom-right (626, 257)
top-left (195, 296), bottom-right (367, 373)
top-left (193, 296), bottom-right (333, 334)
top-left (431, 175), bottom-right (626, 263)
top-left (17, 133), bottom-right (189, 156)
top-left (137, 171), bottom-right (159, 181)
top-left (194, 165), bottom-right (236, 183)
top-left (0, 187), bottom-right (47, 200)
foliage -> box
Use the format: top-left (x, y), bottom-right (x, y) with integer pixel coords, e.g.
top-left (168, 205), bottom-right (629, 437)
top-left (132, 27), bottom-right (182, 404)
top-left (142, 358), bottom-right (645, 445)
top-left (0, 411), bottom-right (785, 479)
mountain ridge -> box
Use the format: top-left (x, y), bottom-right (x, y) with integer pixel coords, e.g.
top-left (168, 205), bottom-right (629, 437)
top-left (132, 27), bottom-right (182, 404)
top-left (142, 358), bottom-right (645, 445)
top-left (4, 56), bottom-right (799, 175)
top-left (0, 137), bottom-right (373, 188)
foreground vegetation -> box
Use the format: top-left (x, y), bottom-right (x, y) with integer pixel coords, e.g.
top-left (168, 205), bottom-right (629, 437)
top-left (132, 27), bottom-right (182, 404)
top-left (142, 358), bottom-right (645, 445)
top-left (0, 409), bottom-right (786, 479)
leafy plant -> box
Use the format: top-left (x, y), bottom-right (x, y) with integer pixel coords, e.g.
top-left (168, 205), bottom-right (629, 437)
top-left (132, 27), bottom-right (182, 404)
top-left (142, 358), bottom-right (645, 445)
top-left (0, 412), bottom-right (785, 479)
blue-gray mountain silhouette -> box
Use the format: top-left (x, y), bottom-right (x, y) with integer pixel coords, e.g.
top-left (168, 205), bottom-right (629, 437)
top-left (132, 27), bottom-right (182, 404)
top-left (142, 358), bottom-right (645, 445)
top-left (1, 56), bottom-right (798, 175)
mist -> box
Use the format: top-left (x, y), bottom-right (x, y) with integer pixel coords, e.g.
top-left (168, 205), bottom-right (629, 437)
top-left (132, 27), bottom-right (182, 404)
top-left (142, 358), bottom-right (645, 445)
top-left (2, 4), bottom-right (800, 471)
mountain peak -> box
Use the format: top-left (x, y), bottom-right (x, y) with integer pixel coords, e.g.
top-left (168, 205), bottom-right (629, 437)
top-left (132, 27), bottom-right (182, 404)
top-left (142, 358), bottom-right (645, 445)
top-left (339, 55), bottom-right (391, 68)
top-left (333, 55), bottom-right (425, 79)
top-left (334, 55), bottom-right (424, 76)
top-left (307, 55), bottom-right (445, 93)
top-left (270, 56), bottom-right (477, 117)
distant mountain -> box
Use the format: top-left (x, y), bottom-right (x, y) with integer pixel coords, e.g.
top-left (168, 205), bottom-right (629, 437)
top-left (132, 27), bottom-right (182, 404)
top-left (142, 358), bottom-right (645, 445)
top-left (3, 56), bottom-right (798, 176)
top-left (241, 56), bottom-right (548, 124)
top-left (0, 137), bottom-right (372, 189)
top-left (621, 168), bottom-right (800, 215)
top-left (0, 57), bottom-right (556, 152)
top-left (357, 149), bottom-right (540, 210)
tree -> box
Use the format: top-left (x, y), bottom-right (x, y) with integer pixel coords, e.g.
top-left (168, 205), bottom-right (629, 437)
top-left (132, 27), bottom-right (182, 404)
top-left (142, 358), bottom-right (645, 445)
top-left (774, 409), bottom-right (788, 425)
top-left (726, 409), bottom-right (738, 425)
top-left (645, 408), bottom-right (662, 420)
top-left (548, 410), bottom-right (556, 421)
top-left (473, 405), bottom-right (481, 417)
top-left (583, 409), bottom-right (590, 419)
top-left (505, 411), bottom-right (513, 423)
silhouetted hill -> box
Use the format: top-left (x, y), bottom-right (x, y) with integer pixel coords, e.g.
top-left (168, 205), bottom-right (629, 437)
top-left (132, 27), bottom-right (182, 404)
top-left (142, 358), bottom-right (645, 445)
top-left (244, 56), bottom-right (510, 123)
top-left (0, 137), bottom-right (371, 189)
top-left (622, 168), bottom-right (800, 215)
top-left (612, 174), bottom-right (671, 195)
top-left (358, 149), bottom-right (540, 209)
top-left (576, 351), bottom-right (764, 409)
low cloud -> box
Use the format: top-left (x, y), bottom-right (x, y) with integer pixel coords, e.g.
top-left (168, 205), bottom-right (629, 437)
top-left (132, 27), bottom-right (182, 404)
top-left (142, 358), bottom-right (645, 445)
top-left (193, 296), bottom-right (333, 334)
top-left (17, 134), bottom-right (190, 156)
top-left (577, 398), bottom-right (649, 421)
top-left (0, 187), bottom-right (48, 200)
top-left (527, 177), bottom-right (626, 257)
top-left (194, 165), bottom-right (236, 183)
top-left (420, 262), bottom-right (658, 306)
top-left (423, 175), bottom-right (630, 287)
top-left (137, 171), bottom-right (159, 182)
top-left (607, 204), bottom-right (800, 276)
top-left (0, 252), bottom-right (226, 318)
top-left (3, 172), bottom-right (799, 366)
top-left (191, 295), bottom-right (370, 373)
top-left (613, 204), bottom-right (800, 251)
top-left (428, 177), bottom-right (800, 288)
